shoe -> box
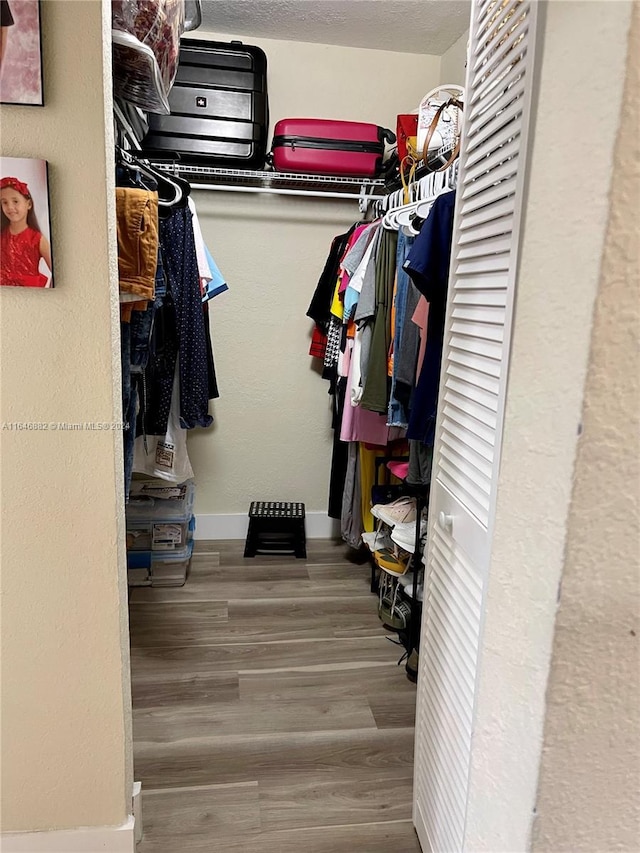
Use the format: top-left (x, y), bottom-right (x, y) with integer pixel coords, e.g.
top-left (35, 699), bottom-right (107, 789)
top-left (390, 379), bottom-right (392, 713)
top-left (374, 548), bottom-right (409, 576)
top-left (378, 598), bottom-right (411, 631)
top-left (371, 496), bottom-right (417, 527)
top-left (397, 573), bottom-right (424, 601)
top-left (406, 648), bottom-right (419, 682)
top-left (391, 517), bottom-right (427, 553)
top-left (361, 528), bottom-right (394, 552)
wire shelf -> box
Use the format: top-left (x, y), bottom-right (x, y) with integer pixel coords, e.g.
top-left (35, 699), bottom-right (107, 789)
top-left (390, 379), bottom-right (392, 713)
top-left (154, 162), bottom-right (387, 205)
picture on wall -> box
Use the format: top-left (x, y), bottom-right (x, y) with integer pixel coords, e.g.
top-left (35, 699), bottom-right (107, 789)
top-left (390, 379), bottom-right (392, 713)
top-left (1, 157), bottom-right (53, 288)
top-left (0, 0), bottom-right (43, 106)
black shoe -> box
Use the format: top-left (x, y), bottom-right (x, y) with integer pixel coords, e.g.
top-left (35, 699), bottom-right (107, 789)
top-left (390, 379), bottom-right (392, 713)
top-left (405, 648), bottom-right (419, 683)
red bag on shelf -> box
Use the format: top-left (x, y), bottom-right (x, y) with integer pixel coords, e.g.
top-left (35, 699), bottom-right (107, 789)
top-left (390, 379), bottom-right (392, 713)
top-left (396, 113), bottom-right (419, 163)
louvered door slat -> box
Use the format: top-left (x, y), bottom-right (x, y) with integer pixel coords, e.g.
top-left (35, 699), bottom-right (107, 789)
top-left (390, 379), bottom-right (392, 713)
top-left (420, 702), bottom-right (472, 815)
top-left (476, 0), bottom-right (523, 48)
top-left (457, 212), bottom-right (514, 245)
top-left (469, 58), bottom-right (525, 124)
top-left (467, 71), bottom-right (525, 132)
top-left (466, 100), bottom-right (522, 155)
top-left (420, 745), bottom-right (466, 844)
top-left (459, 197), bottom-right (515, 231)
top-left (440, 427), bottom-right (494, 482)
top-left (461, 156), bottom-right (520, 200)
top-left (454, 289), bottom-right (507, 307)
top-left (443, 388), bottom-right (498, 430)
top-left (442, 416), bottom-right (494, 464)
top-left (430, 562), bottom-right (483, 663)
top-left (476, 0), bottom-right (522, 41)
top-left (476, 0), bottom-right (498, 25)
top-left (459, 175), bottom-right (517, 215)
top-left (431, 535), bottom-right (484, 608)
top-left (452, 271), bottom-right (508, 294)
top-left (430, 569), bottom-right (484, 654)
top-left (449, 332), bottom-right (503, 362)
top-left (442, 402), bottom-right (496, 446)
top-left (447, 362), bottom-right (500, 395)
top-left (419, 747), bottom-right (465, 851)
top-left (445, 376), bottom-right (499, 413)
top-left (414, 1), bottom-right (539, 848)
top-left (448, 348), bottom-right (502, 380)
top-left (423, 624), bottom-right (475, 733)
top-left (421, 688), bottom-right (473, 791)
top-left (464, 135), bottom-right (520, 182)
top-left (451, 301), bottom-right (506, 325)
top-left (473, 2), bottom-right (529, 75)
top-left (449, 318), bottom-right (504, 344)
top-left (456, 234), bottom-right (513, 260)
top-left (421, 656), bottom-right (474, 764)
top-left (456, 253), bottom-right (510, 275)
top-left (437, 462), bottom-right (491, 524)
top-left (471, 34), bottom-right (526, 106)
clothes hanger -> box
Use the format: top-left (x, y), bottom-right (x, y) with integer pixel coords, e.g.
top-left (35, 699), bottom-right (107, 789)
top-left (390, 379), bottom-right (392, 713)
top-left (117, 147), bottom-right (185, 207)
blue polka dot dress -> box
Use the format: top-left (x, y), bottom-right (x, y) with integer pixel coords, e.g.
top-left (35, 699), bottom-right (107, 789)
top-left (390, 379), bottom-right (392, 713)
top-left (144, 203), bottom-right (213, 433)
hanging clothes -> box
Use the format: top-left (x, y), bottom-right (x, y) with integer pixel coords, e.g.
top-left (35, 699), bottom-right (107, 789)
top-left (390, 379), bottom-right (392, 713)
top-left (360, 228), bottom-right (398, 414)
top-left (144, 202), bottom-right (213, 434)
top-left (404, 190), bottom-right (456, 446)
top-left (387, 230), bottom-right (417, 428)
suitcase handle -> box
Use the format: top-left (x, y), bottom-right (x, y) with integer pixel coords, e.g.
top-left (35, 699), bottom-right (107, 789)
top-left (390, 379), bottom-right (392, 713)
top-left (380, 127), bottom-right (396, 146)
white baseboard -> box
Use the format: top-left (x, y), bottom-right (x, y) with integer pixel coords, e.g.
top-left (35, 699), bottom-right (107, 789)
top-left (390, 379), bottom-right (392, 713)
top-left (132, 782), bottom-right (142, 844)
top-left (195, 511), bottom-right (340, 541)
top-left (1, 816), bottom-right (135, 852)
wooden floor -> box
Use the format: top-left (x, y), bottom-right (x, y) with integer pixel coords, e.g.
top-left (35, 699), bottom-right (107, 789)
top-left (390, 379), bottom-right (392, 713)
top-left (129, 539), bottom-right (421, 853)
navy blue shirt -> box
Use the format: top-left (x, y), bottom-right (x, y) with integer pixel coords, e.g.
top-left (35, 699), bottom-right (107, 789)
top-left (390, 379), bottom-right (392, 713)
top-left (404, 191), bottom-right (456, 445)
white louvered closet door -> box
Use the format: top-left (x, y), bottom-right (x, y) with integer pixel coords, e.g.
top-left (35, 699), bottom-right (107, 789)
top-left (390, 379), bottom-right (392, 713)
top-left (413, 1), bottom-right (540, 851)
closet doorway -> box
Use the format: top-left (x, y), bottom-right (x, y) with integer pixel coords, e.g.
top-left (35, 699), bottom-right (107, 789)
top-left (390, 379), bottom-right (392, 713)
top-left (115, 1), bottom-right (525, 851)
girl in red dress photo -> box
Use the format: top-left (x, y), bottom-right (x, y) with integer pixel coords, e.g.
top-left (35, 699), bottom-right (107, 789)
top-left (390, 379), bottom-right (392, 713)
top-left (0, 168), bottom-right (52, 288)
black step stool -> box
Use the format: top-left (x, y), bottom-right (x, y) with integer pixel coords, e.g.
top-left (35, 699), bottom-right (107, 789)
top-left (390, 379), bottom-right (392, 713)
top-left (244, 502), bottom-right (306, 559)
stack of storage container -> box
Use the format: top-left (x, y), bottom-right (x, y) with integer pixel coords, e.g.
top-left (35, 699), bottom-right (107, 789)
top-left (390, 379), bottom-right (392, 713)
top-left (126, 479), bottom-right (195, 587)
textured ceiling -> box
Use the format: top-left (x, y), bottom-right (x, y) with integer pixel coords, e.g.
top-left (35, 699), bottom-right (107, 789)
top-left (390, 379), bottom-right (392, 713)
top-left (199, 0), bottom-right (471, 55)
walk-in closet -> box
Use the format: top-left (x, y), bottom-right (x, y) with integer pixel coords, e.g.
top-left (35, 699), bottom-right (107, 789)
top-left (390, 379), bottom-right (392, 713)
top-left (107, 0), bottom-right (539, 850)
top-left (3, 1), bottom-right (636, 850)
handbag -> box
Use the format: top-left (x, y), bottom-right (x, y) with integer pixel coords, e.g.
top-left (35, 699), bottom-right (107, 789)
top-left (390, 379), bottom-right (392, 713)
top-left (396, 113), bottom-right (419, 163)
top-left (417, 85), bottom-right (464, 173)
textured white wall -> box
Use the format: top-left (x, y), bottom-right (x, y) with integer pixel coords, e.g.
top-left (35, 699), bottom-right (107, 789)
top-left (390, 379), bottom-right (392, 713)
top-left (187, 33), bottom-right (441, 514)
top-left (439, 28), bottom-right (468, 86)
top-left (0, 0), bottom-right (131, 833)
top-left (463, 2), bottom-right (633, 850)
top-left (532, 7), bottom-right (640, 849)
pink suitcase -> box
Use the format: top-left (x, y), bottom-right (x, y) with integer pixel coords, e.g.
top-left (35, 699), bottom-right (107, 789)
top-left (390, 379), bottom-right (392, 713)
top-left (270, 119), bottom-right (395, 177)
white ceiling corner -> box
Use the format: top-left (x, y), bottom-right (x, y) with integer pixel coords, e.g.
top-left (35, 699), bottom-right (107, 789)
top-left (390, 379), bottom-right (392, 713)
top-left (199, 0), bottom-right (471, 55)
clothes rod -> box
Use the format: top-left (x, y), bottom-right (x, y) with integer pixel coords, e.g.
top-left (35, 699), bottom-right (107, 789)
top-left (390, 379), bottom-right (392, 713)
top-left (188, 183), bottom-right (376, 201)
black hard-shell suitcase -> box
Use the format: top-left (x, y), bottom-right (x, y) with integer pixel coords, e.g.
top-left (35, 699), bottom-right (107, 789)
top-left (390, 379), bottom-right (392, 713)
top-left (145, 39), bottom-right (268, 169)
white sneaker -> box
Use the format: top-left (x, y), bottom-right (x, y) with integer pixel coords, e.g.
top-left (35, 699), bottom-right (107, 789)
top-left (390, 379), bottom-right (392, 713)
top-left (391, 518), bottom-right (427, 553)
top-left (361, 528), bottom-right (394, 552)
top-left (371, 497), bottom-right (416, 527)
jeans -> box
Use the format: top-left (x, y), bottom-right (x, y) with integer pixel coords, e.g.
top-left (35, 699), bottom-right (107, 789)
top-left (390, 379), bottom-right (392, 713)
top-left (387, 231), bottom-right (415, 427)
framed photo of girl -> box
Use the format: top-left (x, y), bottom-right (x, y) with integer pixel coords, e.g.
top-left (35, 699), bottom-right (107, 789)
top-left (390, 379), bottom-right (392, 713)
top-left (0, 0), bottom-right (43, 106)
top-left (1, 157), bottom-right (53, 288)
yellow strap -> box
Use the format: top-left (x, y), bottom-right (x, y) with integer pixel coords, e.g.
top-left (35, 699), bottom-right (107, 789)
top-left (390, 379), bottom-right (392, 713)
top-left (400, 155), bottom-right (418, 205)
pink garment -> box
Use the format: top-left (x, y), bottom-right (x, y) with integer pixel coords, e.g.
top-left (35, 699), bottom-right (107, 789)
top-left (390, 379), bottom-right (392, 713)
top-left (341, 401), bottom-right (396, 445)
top-left (387, 461), bottom-right (409, 481)
top-left (412, 296), bottom-right (430, 382)
top-left (341, 336), bottom-right (405, 445)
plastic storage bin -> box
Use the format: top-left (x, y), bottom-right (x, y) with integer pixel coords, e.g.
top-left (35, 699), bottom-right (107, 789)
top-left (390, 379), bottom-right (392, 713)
top-left (127, 540), bottom-right (194, 587)
top-left (126, 516), bottom-right (193, 551)
top-left (127, 479), bottom-right (195, 520)
top-left (126, 480), bottom-right (195, 551)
